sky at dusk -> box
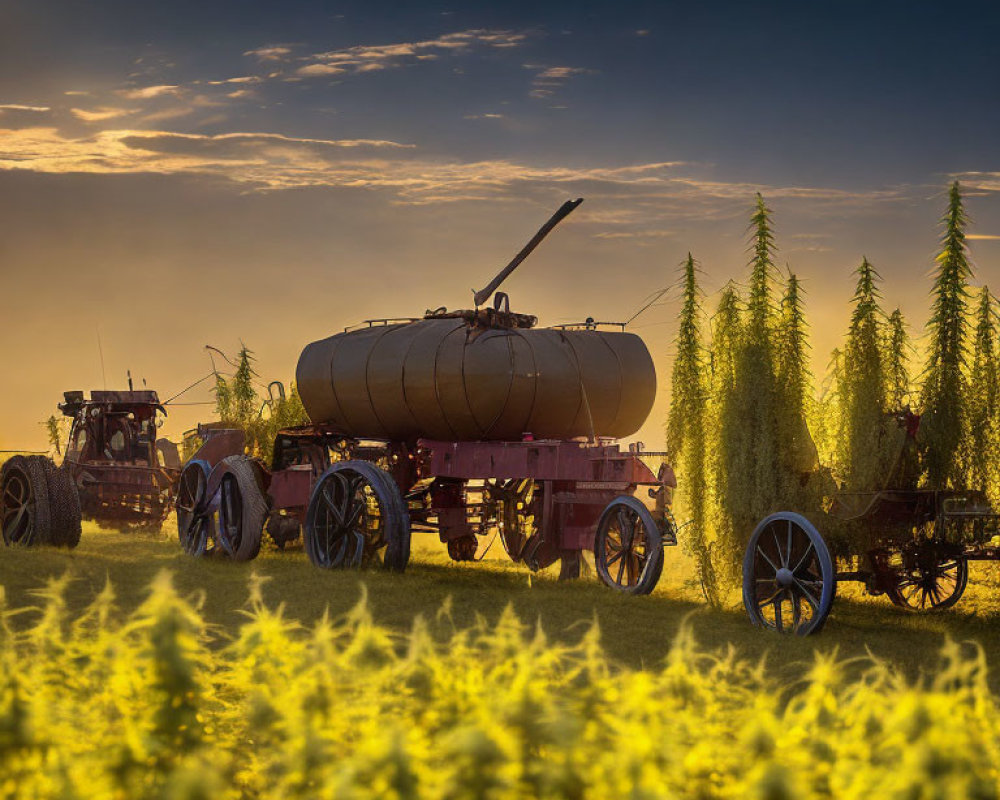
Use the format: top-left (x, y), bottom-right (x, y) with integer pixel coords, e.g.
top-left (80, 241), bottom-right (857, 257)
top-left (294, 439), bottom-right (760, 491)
top-left (1, 0), bottom-right (999, 450)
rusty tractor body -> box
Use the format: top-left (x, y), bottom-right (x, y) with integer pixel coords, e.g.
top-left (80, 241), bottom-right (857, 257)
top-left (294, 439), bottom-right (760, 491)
top-left (60, 389), bottom-right (182, 527)
top-left (176, 199), bottom-right (681, 594)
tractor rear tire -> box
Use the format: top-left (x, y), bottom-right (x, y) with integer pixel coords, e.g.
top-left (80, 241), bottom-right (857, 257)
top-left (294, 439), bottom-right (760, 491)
top-left (44, 463), bottom-right (82, 548)
top-left (217, 456), bottom-right (267, 561)
top-left (1, 455), bottom-right (54, 546)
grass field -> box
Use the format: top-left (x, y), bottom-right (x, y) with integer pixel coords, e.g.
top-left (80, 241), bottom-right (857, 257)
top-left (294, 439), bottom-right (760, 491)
top-left (5, 519), bottom-right (1000, 798)
top-left (5, 517), bottom-right (1000, 685)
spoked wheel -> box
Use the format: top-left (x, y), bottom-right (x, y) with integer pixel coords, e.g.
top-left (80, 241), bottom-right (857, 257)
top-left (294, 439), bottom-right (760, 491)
top-left (304, 461), bottom-right (410, 571)
top-left (594, 496), bottom-right (664, 595)
top-left (743, 512), bottom-right (835, 636)
top-left (1, 456), bottom-right (53, 546)
top-left (888, 545), bottom-right (968, 611)
top-left (216, 456), bottom-right (267, 562)
top-left (483, 479), bottom-right (536, 561)
top-left (175, 460), bottom-right (214, 557)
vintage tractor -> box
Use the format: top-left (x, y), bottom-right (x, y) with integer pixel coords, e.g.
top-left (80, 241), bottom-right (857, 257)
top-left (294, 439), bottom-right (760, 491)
top-left (59, 388), bottom-right (183, 528)
top-left (177, 199), bottom-right (680, 593)
top-left (743, 408), bottom-right (1000, 635)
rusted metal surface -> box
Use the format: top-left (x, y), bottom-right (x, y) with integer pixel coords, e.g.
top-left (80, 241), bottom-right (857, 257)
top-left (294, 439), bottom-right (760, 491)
top-left (268, 466), bottom-right (313, 514)
top-left (406, 439), bottom-right (672, 560)
top-left (416, 439), bottom-right (661, 484)
top-left (189, 425), bottom-right (246, 469)
top-left (297, 197), bottom-right (653, 442)
top-left (296, 321), bottom-right (655, 442)
top-left (60, 389), bottom-right (181, 524)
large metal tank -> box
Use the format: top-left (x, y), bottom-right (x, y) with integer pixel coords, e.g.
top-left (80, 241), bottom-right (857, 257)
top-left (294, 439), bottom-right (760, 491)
top-left (296, 317), bottom-right (656, 442)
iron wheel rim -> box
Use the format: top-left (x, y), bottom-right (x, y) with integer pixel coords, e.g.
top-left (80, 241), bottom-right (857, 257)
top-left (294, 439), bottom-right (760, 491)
top-left (891, 557), bottom-right (967, 611)
top-left (2, 467), bottom-right (34, 546)
top-left (309, 469), bottom-right (386, 568)
top-left (743, 513), bottom-right (834, 636)
top-left (176, 463), bottom-right (210, 555)
top-left (594, 497), bottom-right (662, 593)
top-left (218, 474), bottom-right (244, 556)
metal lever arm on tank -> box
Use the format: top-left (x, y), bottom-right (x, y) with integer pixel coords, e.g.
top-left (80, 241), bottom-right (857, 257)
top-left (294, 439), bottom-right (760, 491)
top-left (472, 198), bottom-right (583, 308)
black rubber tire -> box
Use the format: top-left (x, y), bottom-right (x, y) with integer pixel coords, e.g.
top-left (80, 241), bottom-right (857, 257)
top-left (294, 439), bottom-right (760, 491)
top-left (1, 455), bottom-right (54, 546)
top-left (593, 496), bottom-right (665, 595)
top-left (217, 455), bottom-right (267, 562)
top-left (175, 459), bottom-right (214, 557)
top-left (305, 461), bottom-right (410, 571)
top-left (44, 462), bottom-right (82, 548)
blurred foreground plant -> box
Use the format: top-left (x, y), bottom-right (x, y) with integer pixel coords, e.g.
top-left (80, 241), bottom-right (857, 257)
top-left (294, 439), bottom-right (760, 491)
top-left (1, 573), bottom-right (999, 799)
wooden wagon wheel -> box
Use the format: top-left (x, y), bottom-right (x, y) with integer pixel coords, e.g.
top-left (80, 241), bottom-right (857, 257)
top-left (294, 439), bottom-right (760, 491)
top-left (304, 461), bottom-right (410, 571)
top-left (887, 547), bottom-right (968, 611)
top-left (743, 512), bottom-right (835, 636)
top-left (175, 459), bottom-right (214, 557)
top-left (593, 496), bottom-right (664, 595)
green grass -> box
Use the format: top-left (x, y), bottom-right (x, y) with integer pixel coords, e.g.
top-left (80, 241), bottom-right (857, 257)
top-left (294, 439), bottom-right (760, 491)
top-left (4, 517), bottom-right (1000, 686)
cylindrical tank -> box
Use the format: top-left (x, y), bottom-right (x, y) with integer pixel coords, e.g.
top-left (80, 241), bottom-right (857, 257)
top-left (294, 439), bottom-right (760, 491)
top-left (296, 318), bottom-right (655, 442)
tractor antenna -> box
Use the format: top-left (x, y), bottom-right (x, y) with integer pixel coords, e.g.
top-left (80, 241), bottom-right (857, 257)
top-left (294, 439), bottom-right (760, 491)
top-left (96, 326), bottom-right (107, 390)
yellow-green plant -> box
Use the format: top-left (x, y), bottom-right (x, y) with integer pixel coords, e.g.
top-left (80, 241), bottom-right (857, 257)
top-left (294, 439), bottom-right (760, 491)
top-left (922, 181), bottom-right (974, 488)
top-left (211, 344), bottom-right (310, 464)
top-left (667, 254), bottom-right (717, 605)
top-left (966, 286), bottom-right (1000, 499)
top-left (4, 573), bottom-right (1000, 799)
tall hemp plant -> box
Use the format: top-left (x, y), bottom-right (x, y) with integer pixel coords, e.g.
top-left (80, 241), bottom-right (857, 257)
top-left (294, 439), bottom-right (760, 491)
top-left (666, 254), bottom-right (717, 605)
top-left (213, 345), bottom-right (309, 462)
top-left (840, 258), bottom-right (892, 490)
top-left (721, 194), bottom-right (783, 550)
top-left (883, 308), bottom-right (912, 412)
top-left (775, 271), bottom-right (817, 502)
top-left (708, 283), bottom-right (744, 586)
top-left (921, 181), bottom-right (973, 488)
top-left (966, 286), bottom-right (1000, 498)
top-left (213, 345), bottom-right (260, 455)
top-left (810, 348), bottom-right (844, 476)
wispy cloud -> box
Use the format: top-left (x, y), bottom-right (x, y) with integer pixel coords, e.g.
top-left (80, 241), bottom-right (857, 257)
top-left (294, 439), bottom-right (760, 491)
top-left (953, 172), bottom-right (1000, 193)
top-left (204, 76), bottom-right (262, 86)
top-left (70, 106), bottom-right (131, 122)
top-left (524, 64), bottom-right (595, 99)
top-left (0, 104), bottom-right (51, 112)
top-left (11, 30), bottom-right (530, 134)
top-left (244, 45), bottom-right (295, 62)
top-left (297, 63), bottom-right (346, 77)
top-left (116, 84), bottom-right (183, 100)
top-left (593, 229), bottom-right (674, 240)
top-left (0, 125), bottom-right (907, 221)
top-left (295, 29), bottom-right (527, 78)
